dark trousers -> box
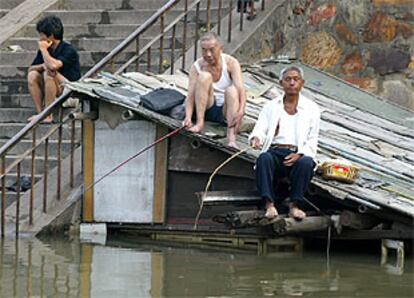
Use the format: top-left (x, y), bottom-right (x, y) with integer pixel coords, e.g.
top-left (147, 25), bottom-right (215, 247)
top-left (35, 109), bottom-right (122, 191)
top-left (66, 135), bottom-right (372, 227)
top-left (255, 148), bottom-right (315, 205)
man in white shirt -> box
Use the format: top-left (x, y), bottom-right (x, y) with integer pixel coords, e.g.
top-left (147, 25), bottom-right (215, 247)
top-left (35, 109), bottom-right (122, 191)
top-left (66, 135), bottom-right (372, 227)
top-left (249, 66), bottom-right (320, 219)
top-left (183, 32), bottom-right (246, 148)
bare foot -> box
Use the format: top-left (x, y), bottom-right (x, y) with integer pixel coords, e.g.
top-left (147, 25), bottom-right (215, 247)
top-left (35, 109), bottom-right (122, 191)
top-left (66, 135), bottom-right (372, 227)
top-left (289, 206), bottom-right (306, 220)
top-left (188, 123), bottom-right (203, 133)
top-left (265, 201), bottom-right (278, 219)
top-left (42, 115), bottom-right (54, 124)
top-left (227, 141), bottom-right (239, 149)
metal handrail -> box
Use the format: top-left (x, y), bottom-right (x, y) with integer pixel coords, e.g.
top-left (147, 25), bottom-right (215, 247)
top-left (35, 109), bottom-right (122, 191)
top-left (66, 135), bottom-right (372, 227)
top-left (0, 0), bottom-right (267, 156)
top-left (0, 0), bottom-right (266, 236)
top-left (0, 0), bottom-right (181, 157)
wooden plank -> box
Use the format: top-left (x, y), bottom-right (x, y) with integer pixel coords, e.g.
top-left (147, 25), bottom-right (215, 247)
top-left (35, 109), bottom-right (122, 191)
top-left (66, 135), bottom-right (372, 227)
top-left (168, 134), bottom-right (255, 179)
top-left (80, 244), bottom-right (93, 297)
top-left (151, 253), bottom-right (164, 298)
top-left (65, 70), bottom-right (414, 221)
top-left (198, 190), bottom-right (261, 205)
top-left (273, 216), bottom-right (331, 234)
top-left (153, 125), bottom-right (168, 223)
top-left (83, 120), bottom-right (94, 222)
top-left (322, 111), bottom-right (414, 152)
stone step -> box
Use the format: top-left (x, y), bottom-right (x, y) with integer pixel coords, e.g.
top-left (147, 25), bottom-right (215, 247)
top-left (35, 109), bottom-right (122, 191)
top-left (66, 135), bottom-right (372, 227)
top-left (51, 0), bottom-right (231, 10)
top-left (5, 155), bottom-right (58, 175)
top-left (34, 8), bottom-right (227, 25)
top-left (0, 61), bottom-right (161, 82)
top-left (0, 108), bottom-right (35, 123)
top-left (0, 138), bottom-right (80, 156)
top-left (1, 47), bottom-right (190, 66)
top-left (0, 65), bottom-right (90, 80)
top-left (2, 192), bottom-right (20, 209)
top-left (3, 173), bottom-right (42, 191)
top-left (2, 0), bottom-right (231, 11)
top-left (4, 33), bottom-right (195, 52)
top-left (17, 23), bottom-right (142, 39)
top-left (14, 22), bottom-right (198, 39)
top-left (0, 94), bottom-right (34, 108)
top-left (0, 122), bottom-right (80, 140)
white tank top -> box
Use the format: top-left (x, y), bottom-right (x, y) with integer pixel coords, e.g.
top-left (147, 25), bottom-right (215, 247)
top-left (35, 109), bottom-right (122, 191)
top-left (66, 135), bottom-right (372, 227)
top-left (194, 54), bottom-right (233, 106)
top-left (272, 109), bottom-right (299, 146)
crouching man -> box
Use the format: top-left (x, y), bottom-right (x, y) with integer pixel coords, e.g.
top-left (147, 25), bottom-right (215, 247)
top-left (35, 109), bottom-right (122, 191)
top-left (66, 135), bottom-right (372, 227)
top-left (183, 32), bottom-right (246, 148)
top-left (249, 66), bottom-right (320, 219)
top-left (27, 15), bottom-right (81, 123)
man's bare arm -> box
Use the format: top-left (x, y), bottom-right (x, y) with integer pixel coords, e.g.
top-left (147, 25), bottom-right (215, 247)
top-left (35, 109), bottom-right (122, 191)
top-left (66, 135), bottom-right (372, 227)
top-left (39, 40), bottom-right (63, 71)
top-left (28, 64), bottom-right (45, 73)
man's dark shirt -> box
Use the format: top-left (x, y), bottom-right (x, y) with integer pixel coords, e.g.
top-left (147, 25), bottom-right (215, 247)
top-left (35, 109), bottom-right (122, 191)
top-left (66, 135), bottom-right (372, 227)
top-left (31, 40), bottom-right (81, 82)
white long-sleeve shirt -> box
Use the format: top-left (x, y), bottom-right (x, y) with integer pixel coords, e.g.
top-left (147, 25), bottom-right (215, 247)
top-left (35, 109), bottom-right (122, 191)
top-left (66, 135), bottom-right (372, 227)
top-left (249, 93), bottom-right (320, 161)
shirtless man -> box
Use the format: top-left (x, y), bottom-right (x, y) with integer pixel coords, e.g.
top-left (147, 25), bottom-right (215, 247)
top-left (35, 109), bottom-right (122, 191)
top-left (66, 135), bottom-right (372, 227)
top-left (183, 32), bottom-right (246, 148)
top-left (27, 15), bottom-right (80, 123)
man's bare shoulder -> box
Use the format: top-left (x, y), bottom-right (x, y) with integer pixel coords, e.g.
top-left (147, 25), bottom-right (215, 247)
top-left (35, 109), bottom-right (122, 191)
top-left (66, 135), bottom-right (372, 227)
top-left (192, 57), bottom-right (204, 68)
top-left (223, 54), bottom-right (240, 71)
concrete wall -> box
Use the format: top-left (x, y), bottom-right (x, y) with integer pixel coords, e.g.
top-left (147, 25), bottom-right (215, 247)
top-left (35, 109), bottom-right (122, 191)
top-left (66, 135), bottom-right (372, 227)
top-left (94, 119), bottom-right (156, 223)
top-left (235, 0), bottom-right (414, 110)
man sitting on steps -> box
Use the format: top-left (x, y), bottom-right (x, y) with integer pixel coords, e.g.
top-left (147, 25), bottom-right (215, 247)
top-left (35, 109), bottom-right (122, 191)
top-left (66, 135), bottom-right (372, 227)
top-left (27, 15), bottom-right (81, 123)
top-left (183, 32), bottom-right (246, 148)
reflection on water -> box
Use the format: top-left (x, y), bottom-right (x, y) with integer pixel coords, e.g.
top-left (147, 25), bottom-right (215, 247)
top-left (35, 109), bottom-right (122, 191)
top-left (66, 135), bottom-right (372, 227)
top-left (0, 236), bottom-right (412, 297)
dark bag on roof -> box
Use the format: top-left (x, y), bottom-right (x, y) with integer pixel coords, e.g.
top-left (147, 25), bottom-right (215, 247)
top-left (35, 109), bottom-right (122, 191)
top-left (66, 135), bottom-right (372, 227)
top-left (140, 88), bottom-right (185, 115)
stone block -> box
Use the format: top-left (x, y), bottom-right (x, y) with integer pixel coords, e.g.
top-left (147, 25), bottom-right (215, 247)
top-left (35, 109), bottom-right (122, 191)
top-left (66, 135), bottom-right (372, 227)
top-left (308, 4), bottom-right (337, 27)
top-left (368, 48), bottom-right (411, 75)
top-left (342, 77), bottom-right (378, 93)
top-left (341, 0), bottom-right (370, 27)
top-left (273, 31), bottom-right (285, 53)
top-left (398, 22), bottom-right (414, 39)
top-left (400, 12), bottom-right (414, 21)
top-left (335, 23), bottom-right (359, 45)
top-left (341, 51), bottom-right (364, 74)
top-left (373, 0), bottom-right (414, 6)
top-left (409, 58), bottom-right (414, 69)
top-left (363, 12), bottom-right (398, 42)
top-left (381, 80), bottom-right (414, 110)
top-left (300, 32), bottom-right (342, 69)
top-left (292, 0), bottom-right (313, 15)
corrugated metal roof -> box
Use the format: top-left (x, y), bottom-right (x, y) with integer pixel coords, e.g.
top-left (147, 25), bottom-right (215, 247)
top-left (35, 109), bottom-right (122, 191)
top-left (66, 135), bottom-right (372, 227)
top-left (66, 61), bottom-right (414, 221)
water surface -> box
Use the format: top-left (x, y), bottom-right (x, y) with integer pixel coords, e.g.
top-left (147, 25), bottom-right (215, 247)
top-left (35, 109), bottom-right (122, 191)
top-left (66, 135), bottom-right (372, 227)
top-left (0, 236), bottom-right (412, 297)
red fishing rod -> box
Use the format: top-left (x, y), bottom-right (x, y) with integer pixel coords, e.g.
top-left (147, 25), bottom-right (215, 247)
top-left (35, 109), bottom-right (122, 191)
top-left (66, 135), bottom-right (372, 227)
top-left (84, 126), bottom-right (184, 193)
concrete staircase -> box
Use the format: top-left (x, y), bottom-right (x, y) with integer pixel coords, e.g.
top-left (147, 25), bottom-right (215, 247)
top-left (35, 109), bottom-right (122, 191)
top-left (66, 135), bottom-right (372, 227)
top-left (0, 0), bottom-right (230, 218)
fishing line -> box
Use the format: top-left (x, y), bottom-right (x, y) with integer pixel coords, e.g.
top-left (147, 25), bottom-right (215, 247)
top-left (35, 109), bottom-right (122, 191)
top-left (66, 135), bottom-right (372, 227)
top-left (193, 147), bottom-right (250, 230)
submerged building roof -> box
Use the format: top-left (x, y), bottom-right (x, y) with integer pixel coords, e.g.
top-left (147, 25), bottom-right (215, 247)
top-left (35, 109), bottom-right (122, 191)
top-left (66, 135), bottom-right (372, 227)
top-left (66, 61), bottom-right (414, 223)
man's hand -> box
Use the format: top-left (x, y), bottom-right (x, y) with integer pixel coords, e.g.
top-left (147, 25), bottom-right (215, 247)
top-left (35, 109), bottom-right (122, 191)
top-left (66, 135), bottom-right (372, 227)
top-left (250, 137), bottom-right (261, 149)
top-left (182, 117), bottom-right (193, 128)
top-left (38, 39), bottom-right (52, 51)
top-left (283, 153), bottom-right (302, 166)
top-left (46, 68), bottom-right (57, 77)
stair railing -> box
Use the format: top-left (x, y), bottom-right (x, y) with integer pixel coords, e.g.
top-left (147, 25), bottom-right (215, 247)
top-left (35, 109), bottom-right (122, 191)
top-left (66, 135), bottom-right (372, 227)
top-left (0, 0), bottom-right (266, 237)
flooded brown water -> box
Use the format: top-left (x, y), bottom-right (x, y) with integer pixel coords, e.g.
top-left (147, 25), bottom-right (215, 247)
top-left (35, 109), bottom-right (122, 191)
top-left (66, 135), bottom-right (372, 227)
top-left (0, 236), bottom-right (412, 297)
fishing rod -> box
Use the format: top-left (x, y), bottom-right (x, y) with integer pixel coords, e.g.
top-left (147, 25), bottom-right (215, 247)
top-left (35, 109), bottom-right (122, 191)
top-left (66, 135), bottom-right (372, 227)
top-left (83, 126), bottom-right (184, 193)
top-left (193, 147), bottom-right (250, 230)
